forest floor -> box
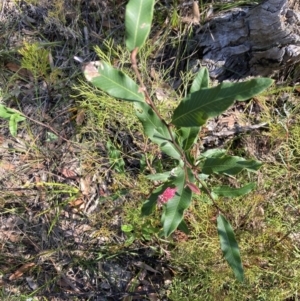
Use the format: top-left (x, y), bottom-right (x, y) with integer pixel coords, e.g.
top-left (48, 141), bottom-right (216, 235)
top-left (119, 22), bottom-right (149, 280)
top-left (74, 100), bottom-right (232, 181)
top-left (1, 0), bottom-right (300, 300)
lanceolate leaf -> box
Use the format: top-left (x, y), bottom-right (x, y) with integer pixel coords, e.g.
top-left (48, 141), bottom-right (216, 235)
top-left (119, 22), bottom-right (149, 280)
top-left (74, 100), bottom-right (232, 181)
top-left (125, 0), bottom-right (155, 51)
top-left (217, 214), bottom-right (244, 282)
top-left (190, 67), bottom-right (209, 93)
top-left (177, 219), bottom-right (189, 234)
top-left (162, 186), bottom-right (192, 237)
top-left (177, 126), bottom-right (200, 151)
top-left (141, 185), bottom-right (166, 216)
top-left (83, 61), bottom-right (145, 102)
top-left (161, 167), bottom-right (192, 237)
top-left (201, 155), bottom-right (262, 175)
top-left (172, 85), bottom-right (220, 128)
top-left (134, 102), bottom-right (181, 160)
top-left (199, 148), bottom-right (227, 159)
top-left (146, 171), bottom-right (172, 182)
top-left (213, 183), bottom-right (256, 197)
top-left (172, 78), bottom-right (273, 127)
top-left (146, 166), bottom-right (181, 182)
top-left (142, 166), bottom-right (184, 216)
top-left (234, 78), bottom-right (273, 101)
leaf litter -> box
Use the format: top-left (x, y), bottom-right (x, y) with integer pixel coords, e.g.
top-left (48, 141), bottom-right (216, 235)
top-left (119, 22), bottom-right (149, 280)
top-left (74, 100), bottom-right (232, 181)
top-left (0, 0), bottom-right (175, 299)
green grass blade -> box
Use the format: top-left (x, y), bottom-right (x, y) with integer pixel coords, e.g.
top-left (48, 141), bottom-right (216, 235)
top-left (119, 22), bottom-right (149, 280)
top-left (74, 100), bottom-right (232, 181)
top-left (125, 0), bottom-right (155, 51)
top-left (217, 214), bottom-right (244, 282)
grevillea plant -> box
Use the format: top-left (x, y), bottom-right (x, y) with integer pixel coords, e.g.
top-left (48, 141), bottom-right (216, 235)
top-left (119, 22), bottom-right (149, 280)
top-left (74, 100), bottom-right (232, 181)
top-left (82, 0), bottom-right (273, 281)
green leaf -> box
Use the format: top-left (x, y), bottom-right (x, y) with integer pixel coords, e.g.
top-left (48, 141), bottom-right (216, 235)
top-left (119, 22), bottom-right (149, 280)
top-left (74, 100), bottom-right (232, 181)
top-left (8, 112), bottom-right (25, 137)
top-left (162, 187), bottom-right (192, 237)
top-left (0, 106), bottom-right (26, 136)
top-left (146, 171), bottom-right (172, 181)
top-left (0, 105), bottom-right (13, 119)
top-left (125, 235), bottom-right (136, 246)
top-left (125, 0), bottom-right (155, 51)
top-left (141, 184), bottom-right (166, 216)
top-left (134, 102), bottom-right (181, 160)
top-left (146, 166), bottom-right (182, 182)
top-left (9, 114), bottom-right (18, 137)
top-left (177, 219), bottom-right (189, 234)
top-left (177, 126), bottom-right (200, 151)
top-left (202, 155), bottom-right (262, 175)
top-left (46, 132), bottom-right (58, 142)
top-left (172, 78), bottom-right (273, 127)
top-left (234, 78), bottom-right (273, 101)
top-left (83, 61), bottom-right (145, 102)
top-left (121, 224), bottom-right (134, 232)
top-left (161, 167), bottom-right (192, 237)
top-left (13, 114), bottom-right (26, 123)
top-left (213, 183), bottom-right (256, 197)
top-left (200, 148), bottom-right (227, 158)
top-left (217, 214), bottom-right (244, 282)
top-left (190, 67), bottom-right (209, 93)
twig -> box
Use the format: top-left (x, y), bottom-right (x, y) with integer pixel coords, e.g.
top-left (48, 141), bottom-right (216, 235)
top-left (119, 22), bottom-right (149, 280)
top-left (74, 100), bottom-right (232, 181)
top-left (21, 112), bottom-right (70, 143)
top-left (130, 48), bottom-right (158, 110)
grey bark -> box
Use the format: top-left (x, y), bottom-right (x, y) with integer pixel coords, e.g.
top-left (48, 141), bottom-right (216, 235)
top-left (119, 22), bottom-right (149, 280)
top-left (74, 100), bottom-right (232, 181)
top-left (196, 0), bottom-right (300, 80)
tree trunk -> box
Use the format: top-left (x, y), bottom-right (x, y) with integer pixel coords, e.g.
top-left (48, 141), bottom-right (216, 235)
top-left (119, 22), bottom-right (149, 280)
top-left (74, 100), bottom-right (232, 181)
top-left (196, 0), bottom-right (300, 80)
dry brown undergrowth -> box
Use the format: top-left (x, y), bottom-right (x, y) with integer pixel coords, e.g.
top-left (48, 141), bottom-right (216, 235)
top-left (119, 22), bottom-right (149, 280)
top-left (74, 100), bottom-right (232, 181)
top-left (0, 1), bottom-right (170, 299)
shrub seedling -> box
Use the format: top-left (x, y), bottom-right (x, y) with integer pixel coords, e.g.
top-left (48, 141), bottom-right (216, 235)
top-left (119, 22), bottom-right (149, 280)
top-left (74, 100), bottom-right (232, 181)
top-left (0, 104), bottom-right (26, 137)
top-left (82, 0), bottom-right (273, 281)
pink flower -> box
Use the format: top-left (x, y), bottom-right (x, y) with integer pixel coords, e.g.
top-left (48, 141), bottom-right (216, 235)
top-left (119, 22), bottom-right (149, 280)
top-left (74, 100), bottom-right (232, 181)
top-left (158, 187), bottom-right (177, 204)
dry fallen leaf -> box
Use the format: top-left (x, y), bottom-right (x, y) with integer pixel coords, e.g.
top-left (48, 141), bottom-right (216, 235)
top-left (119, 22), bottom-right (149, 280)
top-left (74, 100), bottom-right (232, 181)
top-left (80, 177), bottom-right (91, 195)
top-left (0, 230), bottom-right (21, 243)
top-left (192, 1), bottom-right (200, 23)
top-left (148, 293), bottom-right (158, 301)
top-left (9, 263), bottom-right (35, 281)
top-left (5, 62), bottom-right (33, 80)
top-left (76, 109), bottom-right (86, 125)
top-left (82, 61), bottom-right (102, 81)
top-left (61, 168), bottom-right (78, 179)
top-left (0, 160), bottom-right (15, 171)
top-left (173, 230), bottom-right (189, 242)
top-left (69, 198), bottom-right (85, 211)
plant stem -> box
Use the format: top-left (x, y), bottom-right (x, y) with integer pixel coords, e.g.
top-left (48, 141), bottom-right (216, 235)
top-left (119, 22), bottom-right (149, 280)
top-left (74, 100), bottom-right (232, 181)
top-left (193, 171), bottom-right (227, 216)
top-left (130, 48), bottom-right (192, 170)
top-left (130, 48), bottom-right (161, 117)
